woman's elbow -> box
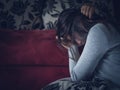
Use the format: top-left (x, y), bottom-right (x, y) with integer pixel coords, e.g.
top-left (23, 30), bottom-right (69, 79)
top-left (70, 70), bottom-right (83, 82)
top-left (70, 70), bottom-right (90, 82)
top-left (70, 71), bottom-right (78, 82)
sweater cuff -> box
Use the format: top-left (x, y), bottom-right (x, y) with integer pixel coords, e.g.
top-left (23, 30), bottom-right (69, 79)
top-left (68, 45), bottom-right (80, 62)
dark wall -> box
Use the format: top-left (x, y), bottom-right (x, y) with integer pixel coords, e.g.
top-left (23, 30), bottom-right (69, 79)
top-left (113, 0), bottom-right (120, 24)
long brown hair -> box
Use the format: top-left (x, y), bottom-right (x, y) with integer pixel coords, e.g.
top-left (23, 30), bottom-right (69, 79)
top-left (56, 8), bottom-right (96, 44)
top-left (56, 8), bottom-right (118, 45)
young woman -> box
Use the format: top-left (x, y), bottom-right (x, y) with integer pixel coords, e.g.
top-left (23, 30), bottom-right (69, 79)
top-left (42, 8), bottom-right (120, 90)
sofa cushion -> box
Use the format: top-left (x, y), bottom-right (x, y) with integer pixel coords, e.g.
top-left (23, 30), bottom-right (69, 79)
top-left (0, 29), bottom-right (68, 65)
top-left (0, 66), bottom-right (69, 90)
top-left (0, 29), bottom-right (70, 90)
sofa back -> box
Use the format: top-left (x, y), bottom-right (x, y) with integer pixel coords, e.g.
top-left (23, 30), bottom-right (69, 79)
top-left (0, 30), bottom-right (69, 90)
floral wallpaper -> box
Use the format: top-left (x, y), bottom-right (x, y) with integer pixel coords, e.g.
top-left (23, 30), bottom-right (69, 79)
top-left (0, 0), bottom-right (114, 30)
top-left (42, 0), bottom-right (83, 29)
top-left (42, 0), bottom-right (114, 29)
top-left (0, 0), bottom-right (45, 30)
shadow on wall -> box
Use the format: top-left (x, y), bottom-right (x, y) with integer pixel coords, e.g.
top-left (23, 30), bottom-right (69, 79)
top-left (113, 0), bottom-right (120, 24)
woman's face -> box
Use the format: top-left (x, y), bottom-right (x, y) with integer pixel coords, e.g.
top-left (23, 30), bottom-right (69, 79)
top-left (56, 32), bottom-right (85, 47)
top-left (72, 32), bottom-right (85, 46)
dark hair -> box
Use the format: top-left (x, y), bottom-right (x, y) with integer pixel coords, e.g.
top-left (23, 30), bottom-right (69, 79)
top-left (56, 8), bottom-right (120, 45)
top-left (56, 8), bottom-right (96, 44)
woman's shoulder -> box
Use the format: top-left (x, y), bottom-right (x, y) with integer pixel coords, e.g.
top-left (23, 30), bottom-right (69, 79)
top-left (88, 22), bottom-right (120, 41)
top-left (88, 22), bottom-right (115, 36)
top-left (90, 23), bottom-right (108, 32)
top-left (88, 23), bottom-right (108, 35)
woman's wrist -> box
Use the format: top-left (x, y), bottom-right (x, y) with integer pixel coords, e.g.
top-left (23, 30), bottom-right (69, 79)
top-left (68, 45), bottom-right (80, 62)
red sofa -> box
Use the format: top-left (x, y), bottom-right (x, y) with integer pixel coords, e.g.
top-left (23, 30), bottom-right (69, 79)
top-left (0, 30), bottom-right (70, 90)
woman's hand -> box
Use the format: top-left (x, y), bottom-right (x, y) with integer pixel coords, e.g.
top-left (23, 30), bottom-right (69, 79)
top-left (61, 41), bottom-right (72, 49)
top-left (56, 36), bottom-right (72, 49)
top-left (81, 3), bottom-right (95, 19)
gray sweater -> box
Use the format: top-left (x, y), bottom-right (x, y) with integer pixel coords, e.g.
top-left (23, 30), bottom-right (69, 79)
top-left (68, 23), bottom-right (120, 88)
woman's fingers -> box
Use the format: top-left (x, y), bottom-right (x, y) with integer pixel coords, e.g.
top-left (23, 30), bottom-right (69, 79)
top-left (85, 6), bottom-right (90, 18)
top-left (81, 5), bottom-right (86, 16)
top-left (81, 4), bottom-right (95, 19)
top-left (88, 6), bottom-right (95, 19)
top-left (61, 43), bottom-right (69, 49)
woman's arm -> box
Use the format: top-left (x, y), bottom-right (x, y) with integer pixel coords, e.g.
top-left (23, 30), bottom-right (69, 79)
top-left (81, 0), bottom-right (113, 20)
top-left (69, 23), bottom-right (109, 81)
top-left (68, 45), bottom-right (80, 76)
top-left (91, 0), bottom-right (114, 20)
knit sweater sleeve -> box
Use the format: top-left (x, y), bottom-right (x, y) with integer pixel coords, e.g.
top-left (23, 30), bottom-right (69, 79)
top-left (68, 23), bottom-right (109, 81)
